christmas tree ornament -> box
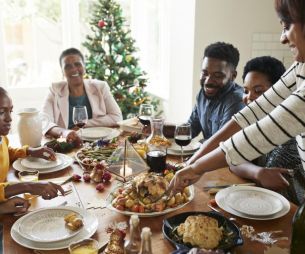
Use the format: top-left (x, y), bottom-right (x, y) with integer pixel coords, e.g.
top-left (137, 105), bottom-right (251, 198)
top-left (98, 19), bottom-right (106, 28)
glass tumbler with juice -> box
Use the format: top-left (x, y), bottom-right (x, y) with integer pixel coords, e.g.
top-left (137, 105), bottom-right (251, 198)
top-left (18, 170), bottom-right (39, 199)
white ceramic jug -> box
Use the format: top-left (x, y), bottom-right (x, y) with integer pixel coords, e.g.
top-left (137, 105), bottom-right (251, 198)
top-left (17, 108), bottom-right (50, 147)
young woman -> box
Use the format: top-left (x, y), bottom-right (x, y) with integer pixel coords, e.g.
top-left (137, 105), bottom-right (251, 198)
top-left (0, 87), bottom-right (64, 211)
top-left (230, 56), bottom-right (305, 205)
top-left (169, 0), bottom-right (305, 199)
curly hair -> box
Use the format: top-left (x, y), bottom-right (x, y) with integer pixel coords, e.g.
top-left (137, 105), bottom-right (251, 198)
top-left (59, 48), bottom-right (84, 67)
top-left (204, 42), bottom-right (240, 69)
top-left (242, 56), bottom-right (285, 85)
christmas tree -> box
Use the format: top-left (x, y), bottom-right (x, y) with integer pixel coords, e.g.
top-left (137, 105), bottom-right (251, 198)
top-left (83, 0), bottom-right (159, 119)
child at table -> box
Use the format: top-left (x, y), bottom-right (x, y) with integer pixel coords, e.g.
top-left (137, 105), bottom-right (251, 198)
top-left (0, 87), bottom-right (64, 211)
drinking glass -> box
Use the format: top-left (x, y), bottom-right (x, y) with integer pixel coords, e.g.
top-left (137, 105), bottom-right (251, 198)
top-left (174, 123), bottom-right (192, 164)
top-left (138, 104), bottom-right (154, 126)
top-left (18, 170), bottom-right (39, 199)
top-left (68, 238), bottom-right (99, 254)
top-left (72, 106), bottom-right (88, 137)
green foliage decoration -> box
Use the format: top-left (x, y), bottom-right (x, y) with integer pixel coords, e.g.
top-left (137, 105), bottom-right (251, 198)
top-left (83, 0), bottom-right (159, 119)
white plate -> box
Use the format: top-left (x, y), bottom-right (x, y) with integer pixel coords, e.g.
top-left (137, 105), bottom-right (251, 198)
top-left (107, 185), bottom-right (194, 217)
top-left (11, 206), bottom-right (98, 250)
top-left (167, 141), bottom-right (201, 156)
top-left (215, 186), bottom-right (290, 220)
top-left (117, 117), bottom-right (142, 133)
top-left (82, 127), bottom-right (113, 139)
top-left (226, 189), bottom-right (283, 216)
top-left (18, 208), bottom-right (82, 243)
top-left (13, 154), bottom-right (73, 174)
top-left (168, 140), bottom-right (201, 153)
top-left (82, 129), bottom-right (121, 142)
top-left (20, 155), bottom-right (62, 169)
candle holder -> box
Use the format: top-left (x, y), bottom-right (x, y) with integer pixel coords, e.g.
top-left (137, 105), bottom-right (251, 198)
top-left (108, 139), bottom-right (149, 182)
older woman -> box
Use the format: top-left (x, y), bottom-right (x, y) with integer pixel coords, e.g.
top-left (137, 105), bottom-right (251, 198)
top-left (169, 0), bottom-right (305, 201)
top-left (42, 48), bottom-right (122, 146)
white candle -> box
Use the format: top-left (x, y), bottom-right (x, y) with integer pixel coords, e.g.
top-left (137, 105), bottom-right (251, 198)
top-left (120, 165), bottom-right (133, 177)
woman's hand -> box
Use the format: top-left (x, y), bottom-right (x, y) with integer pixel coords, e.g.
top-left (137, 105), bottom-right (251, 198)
top-left (0, 197), bottom-right (30, 214)
top-left (27, 146), bottom-right (56, 161)
top-left (27, 182), bottom-right (65, 200)
top-left (167, 166), bottom-right (202, 196)
top-left (256, 167), bottom-right (290, 190)
top-left (64, 130), bottom-right (83, 148)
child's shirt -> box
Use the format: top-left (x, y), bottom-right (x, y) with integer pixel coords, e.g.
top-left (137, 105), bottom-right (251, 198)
top-left (0, 136), bottom-right (28, 201)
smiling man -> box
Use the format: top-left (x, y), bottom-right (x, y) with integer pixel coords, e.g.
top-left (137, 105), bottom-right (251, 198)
top-left (188, 42), bottom-right (245, 139)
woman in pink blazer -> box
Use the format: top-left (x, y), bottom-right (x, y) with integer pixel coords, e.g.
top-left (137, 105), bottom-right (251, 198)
top-left (42, 48), bottom-right (122, 146)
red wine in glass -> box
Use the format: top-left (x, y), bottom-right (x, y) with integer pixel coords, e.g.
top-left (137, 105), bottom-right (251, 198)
top-left (138, 115), bottom-right (151, 126)
top-left (175, 123), bottom-right (192, 165)
top-left (72, 106), bottom-right (88, 137)
top-left (147, 150), bottom-right (167, 173)
top-left (175, 135), bottom-right (192, 147)
top-left (75, 122), bottom-right (86, 128)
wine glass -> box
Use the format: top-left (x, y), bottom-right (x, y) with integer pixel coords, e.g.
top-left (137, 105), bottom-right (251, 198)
top-left (138, 104), bottom-right (154, 137)
top-left (175, 123), bottom-right (192, 165)
top-left (72, 106), bottom-right (88, 137)
top-left (138, 104), bottom-right (154, 126)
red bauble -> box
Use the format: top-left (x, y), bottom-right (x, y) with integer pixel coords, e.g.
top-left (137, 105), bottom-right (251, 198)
top-left (98, 20), bottom-right (106, 28)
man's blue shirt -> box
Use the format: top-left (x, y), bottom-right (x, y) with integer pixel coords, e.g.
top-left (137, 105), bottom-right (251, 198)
top-left (188, 82), bottom-right (245, 139)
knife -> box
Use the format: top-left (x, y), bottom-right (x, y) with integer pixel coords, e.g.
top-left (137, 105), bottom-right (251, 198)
top-left (203, 182), bottom-right (256, 190)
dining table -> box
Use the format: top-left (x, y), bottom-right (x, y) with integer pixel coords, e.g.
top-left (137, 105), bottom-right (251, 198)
top-left (1, 131), bottom-right (296, 254)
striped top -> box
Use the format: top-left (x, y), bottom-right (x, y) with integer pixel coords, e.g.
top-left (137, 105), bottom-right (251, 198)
top-left (220, 62), bottom-right (305, 169)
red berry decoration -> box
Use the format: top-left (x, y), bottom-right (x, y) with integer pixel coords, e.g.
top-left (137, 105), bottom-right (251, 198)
top-left (83, 173), bottom-right (91, 182)
top-left (98, 20), bottom-right (106, 28)
top-left (72, 174), bottom-right (82, 182)
top-left (102, 171), bottom-right (112, 182)
top-left (96, 183), bottom-right (105, 192)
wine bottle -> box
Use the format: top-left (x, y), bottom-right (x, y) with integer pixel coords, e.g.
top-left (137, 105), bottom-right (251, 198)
top-left (124, 215), bottom-right (141, 254)
top-left (139, 227), bottom-right (152, 254)
top-left (290, 200), bottom-right (305, 254)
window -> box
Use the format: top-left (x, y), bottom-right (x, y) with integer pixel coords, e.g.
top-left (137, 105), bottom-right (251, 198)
top-left (0, 0), bottom-right (168, 98)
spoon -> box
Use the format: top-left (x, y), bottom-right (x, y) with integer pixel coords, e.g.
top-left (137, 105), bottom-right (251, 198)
top-left (207, 204), bottom-right (240, 226)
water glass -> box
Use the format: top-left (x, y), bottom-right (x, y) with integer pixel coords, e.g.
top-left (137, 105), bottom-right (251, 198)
top-left (68, 238), bottom-right (99, 254)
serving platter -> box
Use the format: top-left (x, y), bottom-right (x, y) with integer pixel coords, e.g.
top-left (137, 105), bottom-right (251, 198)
top-left (215, 186), bottom-right (290, 220)
top-left (107, 185), bottom-right (194, 217)
top-left (11, 206), bottom-right (98, 250)
top-left (18, 208), bottom-right (82, 243)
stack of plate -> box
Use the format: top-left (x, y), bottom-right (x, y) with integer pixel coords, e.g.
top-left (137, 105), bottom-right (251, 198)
top-left (13, 153), bottom-right (73, 174)
top-left (215, 186), bottom-right (290, 220)
top-left (11, 206), bottom-right (98, 250)
top-left (167, 140), bottom-right (201, 156)
top-left (81, 127), bottom-right (121, 141)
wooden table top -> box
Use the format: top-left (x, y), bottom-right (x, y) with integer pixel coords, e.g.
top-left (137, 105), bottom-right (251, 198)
top-left (1, 133), bottom-right (296, 254)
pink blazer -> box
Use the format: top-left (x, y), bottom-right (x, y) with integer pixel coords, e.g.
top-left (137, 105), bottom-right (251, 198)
top-left (42, 79), bottom-right (122, 134)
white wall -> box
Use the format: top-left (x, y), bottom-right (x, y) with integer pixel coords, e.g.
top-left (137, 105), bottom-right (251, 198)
top-left (192, 0), bottom-right (281, 104)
